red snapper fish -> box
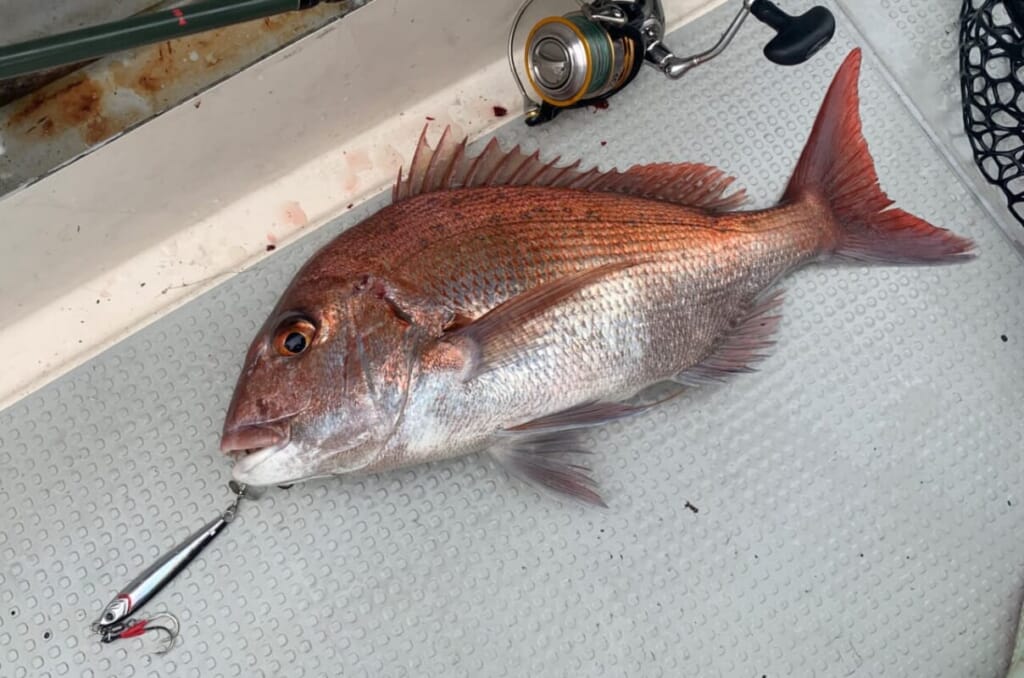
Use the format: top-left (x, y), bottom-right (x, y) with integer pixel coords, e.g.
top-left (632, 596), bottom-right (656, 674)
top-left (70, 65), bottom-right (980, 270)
top-left (220, 49), bottom-right (973, 505)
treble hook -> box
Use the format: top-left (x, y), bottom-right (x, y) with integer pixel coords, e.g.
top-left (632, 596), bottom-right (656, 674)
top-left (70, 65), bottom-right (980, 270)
top-left (99, 612), bottom-right (180, 654)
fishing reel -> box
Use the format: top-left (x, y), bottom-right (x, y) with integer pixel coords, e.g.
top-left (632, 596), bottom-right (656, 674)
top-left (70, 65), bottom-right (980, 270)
top-left (508, 0), bottom-right (836, 125)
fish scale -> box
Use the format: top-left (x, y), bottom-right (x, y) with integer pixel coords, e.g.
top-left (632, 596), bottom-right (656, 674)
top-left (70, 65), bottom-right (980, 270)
top-left (372, 191), bottom-right (818, 477)
top-left (221, 50), bottom-right (973, 505)
top-left (375, 189), bottom-right (812, 316)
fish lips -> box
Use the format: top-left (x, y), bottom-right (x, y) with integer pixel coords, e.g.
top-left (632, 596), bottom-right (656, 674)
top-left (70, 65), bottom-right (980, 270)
top-left (221, 421), bottom-right (309, 486)
top-left (230, 442), bottom-right (298, 486)
top-left (220, 422), bottom-right (290, 454)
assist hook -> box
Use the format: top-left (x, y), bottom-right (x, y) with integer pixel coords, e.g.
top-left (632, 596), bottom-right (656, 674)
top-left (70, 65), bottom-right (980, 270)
top-left (99, 612), bottom-right (181, 655)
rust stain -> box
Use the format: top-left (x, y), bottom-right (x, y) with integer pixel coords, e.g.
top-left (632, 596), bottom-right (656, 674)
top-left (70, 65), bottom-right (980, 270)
top-left (61, 81), bottom-right (102, 125)
top-left (10, 78), bottom-right (91, 126)
top-left (2, 4), bottom-right (344, 149)
top-left (7, 77), bottom-right (104, 139)
top-left (262, 14), bottom-right (287, 30)
top-left (0, 59), bottom-right (95, 108)
top-left (85, 117), bottom-right (112, 145)
top-left (137, 74), bottom-right (162, 93)
top-left (110, 47), bottom-right (173, 95)
top-left (106, 13), bottom-right (317, 99)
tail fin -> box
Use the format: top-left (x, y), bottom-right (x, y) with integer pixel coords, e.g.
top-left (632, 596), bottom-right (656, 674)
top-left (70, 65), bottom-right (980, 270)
top-left (785, 48), bottom-right (974, 263)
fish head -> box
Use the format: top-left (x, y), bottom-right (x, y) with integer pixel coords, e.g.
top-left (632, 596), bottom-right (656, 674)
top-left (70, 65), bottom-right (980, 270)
top-left (221, 273), bottom-right (419, 486)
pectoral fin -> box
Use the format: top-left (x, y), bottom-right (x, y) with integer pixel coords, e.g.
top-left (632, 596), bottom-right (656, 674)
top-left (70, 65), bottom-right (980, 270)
top-left (490, 429), bottom-right (606, 507)
top-left (489, 398), bottom-right (662, 506)
top-left (449, 261), bottom-right (635, 380)
top-left (505, 400), bottom-right (647, 433)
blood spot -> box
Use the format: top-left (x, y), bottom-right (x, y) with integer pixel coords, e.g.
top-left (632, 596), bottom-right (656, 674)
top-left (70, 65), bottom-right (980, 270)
top-left (277, 201), bottom-right (308, 228)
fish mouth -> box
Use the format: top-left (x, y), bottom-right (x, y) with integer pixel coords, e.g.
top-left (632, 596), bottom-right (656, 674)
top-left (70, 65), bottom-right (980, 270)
top-left (221, 422), bottom-right (292, 480)
top-left (230, 442), bottom-right (291, 483)
top-left (220, 423), bottom-right (289, 453)
top-left (221, 420), bottom-right (306, 485)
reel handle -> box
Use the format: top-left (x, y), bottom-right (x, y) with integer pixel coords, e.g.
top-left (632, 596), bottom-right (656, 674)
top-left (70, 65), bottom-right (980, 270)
top-left (750, 0), bottom-right (835, 66)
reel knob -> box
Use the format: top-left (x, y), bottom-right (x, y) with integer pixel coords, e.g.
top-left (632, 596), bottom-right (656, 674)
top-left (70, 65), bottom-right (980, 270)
top-left (750, 0), bottom-right (835, 66)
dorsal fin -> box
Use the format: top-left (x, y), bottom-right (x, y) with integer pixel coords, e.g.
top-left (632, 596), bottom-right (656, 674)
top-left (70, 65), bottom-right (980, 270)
top-left (393, 125), bottom-right (746, 213)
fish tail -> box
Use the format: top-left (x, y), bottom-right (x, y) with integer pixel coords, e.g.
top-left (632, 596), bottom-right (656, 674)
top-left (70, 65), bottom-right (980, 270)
top-left (784, 48), bottom-right (974, 263)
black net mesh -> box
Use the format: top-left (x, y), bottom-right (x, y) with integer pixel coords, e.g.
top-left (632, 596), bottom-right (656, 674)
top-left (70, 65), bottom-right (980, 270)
top-left (959, 0), bottom-right (1024, 226)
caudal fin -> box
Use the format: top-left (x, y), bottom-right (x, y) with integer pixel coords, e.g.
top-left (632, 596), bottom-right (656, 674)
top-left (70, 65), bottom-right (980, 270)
top-left (785, 48), bottom-right (974, 263)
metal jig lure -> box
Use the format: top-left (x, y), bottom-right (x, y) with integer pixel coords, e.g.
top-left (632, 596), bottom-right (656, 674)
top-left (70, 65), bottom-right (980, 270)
top-left (91, 481), bottom-right (251, 653)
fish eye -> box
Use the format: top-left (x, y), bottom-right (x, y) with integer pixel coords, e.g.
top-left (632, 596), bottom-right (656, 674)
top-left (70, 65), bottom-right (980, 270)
top-left (273, 318), bottom-right (316, 356)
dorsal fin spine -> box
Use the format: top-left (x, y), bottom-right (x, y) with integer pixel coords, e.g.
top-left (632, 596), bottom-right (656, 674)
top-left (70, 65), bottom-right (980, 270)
top-left (393, 124), bottom-right (746, 213)
top-left (421, 126), bottom-right (451, 192)
top-left (441, 138), bottom-right (467, 189)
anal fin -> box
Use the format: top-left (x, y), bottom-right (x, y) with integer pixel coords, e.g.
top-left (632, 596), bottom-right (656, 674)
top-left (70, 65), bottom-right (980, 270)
top-left (675, 289), bottom-right (785, 387)
top-left (490, 430), bottom-right (606, 507)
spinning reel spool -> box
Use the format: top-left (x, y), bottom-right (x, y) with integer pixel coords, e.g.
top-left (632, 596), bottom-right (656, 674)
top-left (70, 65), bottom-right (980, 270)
top-left (508, 0), bottom-right (836, 125)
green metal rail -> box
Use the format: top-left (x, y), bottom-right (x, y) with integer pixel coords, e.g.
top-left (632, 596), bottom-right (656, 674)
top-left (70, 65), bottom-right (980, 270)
top-left (0, 0), bottom-right (340, 80)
